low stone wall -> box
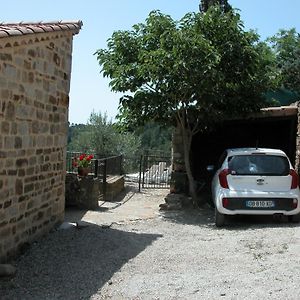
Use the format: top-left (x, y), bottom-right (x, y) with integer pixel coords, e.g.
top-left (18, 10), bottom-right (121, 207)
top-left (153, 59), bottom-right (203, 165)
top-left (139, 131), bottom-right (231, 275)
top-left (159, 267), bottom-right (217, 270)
top-left (102, 176), bottom-right (125, 202)
top-left (65, 174), bottom-right (125, 209)
top-left (65, 173), bottom-right (81, 206)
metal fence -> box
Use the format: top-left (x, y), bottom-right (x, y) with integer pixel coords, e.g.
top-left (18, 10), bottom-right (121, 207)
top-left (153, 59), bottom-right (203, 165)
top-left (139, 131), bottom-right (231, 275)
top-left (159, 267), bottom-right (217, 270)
top-left (138, 152), bottom-right (172, 190)
top-left (66, 151), bottom-right (171, 194)
top-left (66, 152), bottom-right (122, 177)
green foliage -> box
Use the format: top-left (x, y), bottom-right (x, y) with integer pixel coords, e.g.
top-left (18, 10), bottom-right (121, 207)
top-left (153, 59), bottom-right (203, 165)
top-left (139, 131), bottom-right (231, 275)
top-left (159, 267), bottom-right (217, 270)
top-left (96, 8), bottom-right (277, 131)
top-left (135, 122), bottom-right (172, 154)
top-left (268, 28), bottom-right (300, 95)
top-left (68, 112), bottom-right (141, 158)
top-left (95, 7), bottom-right (277, 202)
top-left (68, 111), bottom-right (171, 155)
top-left (67, 124), bottom-right (92, 153)
top-left (88, 112), bottom-right (118, 156)
top-left (199, 0), bottom-right (232, 13)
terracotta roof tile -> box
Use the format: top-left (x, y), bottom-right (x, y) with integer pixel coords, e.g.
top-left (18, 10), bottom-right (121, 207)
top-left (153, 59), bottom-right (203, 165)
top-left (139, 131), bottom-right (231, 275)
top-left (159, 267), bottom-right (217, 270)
top-left (0, 31), bottom-right (9, 38)
top-left (0, 20), bottom-right (82, 38)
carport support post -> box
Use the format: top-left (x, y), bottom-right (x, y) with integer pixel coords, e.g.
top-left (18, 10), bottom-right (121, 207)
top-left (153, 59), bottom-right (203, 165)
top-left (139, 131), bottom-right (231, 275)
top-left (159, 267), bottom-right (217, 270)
top-left (294, 102), bottom-right (300, 173)
top-left (103, 159), bottom-right (107, 201)
top-left (138, 154), bottom-right (143, 192)
top-left (119, 155), bottom-right (123, 175)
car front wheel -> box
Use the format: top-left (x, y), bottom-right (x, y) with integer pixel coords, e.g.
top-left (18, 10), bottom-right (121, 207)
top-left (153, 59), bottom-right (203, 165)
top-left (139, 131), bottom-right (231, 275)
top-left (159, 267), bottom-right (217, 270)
top-left (215, 208), bottom-right (226, 227)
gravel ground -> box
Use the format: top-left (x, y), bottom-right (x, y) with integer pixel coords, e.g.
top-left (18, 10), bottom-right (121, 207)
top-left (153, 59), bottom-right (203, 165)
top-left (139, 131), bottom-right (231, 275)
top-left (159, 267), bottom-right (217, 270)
top-left (1, 184), bottom-right (300, 299)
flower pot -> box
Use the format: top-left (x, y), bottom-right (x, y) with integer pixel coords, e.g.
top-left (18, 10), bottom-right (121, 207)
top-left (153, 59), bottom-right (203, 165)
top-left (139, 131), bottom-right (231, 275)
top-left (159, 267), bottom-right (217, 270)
top-left (173, 162), bottom-right (185, 172)
top-left (78, 167), bottom-right (90, 177)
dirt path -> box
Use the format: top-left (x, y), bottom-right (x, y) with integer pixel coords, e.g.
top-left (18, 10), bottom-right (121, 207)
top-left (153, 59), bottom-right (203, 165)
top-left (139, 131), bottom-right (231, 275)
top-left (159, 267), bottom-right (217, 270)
top-left (1, 184), bottom-right (300, 299)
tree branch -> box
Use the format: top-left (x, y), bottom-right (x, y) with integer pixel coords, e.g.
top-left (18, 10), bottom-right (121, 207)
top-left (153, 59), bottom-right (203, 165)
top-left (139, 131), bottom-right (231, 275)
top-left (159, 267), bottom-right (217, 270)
top-left (145, 83), bottom-right (159, 93)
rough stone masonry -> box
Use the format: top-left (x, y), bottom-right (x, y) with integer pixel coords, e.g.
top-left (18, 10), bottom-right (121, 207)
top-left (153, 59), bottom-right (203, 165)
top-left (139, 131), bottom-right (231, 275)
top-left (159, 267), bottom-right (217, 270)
top-left (0, 21), bottom-right (81, 262)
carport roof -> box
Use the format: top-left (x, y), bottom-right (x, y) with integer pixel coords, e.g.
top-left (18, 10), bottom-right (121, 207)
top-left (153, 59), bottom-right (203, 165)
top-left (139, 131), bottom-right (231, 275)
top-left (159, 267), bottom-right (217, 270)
top-left (261, 105), bottom-right (298, 117)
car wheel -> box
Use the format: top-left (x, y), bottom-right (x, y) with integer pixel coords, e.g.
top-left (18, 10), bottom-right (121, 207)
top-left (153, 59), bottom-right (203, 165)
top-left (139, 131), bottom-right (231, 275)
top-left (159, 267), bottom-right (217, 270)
top-left (215, 208), bottom-right (226, 227)
top-left (288, 213), bottom-right (300, 223)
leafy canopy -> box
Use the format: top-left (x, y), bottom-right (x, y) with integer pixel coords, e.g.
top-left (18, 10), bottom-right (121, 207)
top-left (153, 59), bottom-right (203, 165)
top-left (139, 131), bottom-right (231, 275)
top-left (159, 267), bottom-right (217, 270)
top-left (68, 112), bottom-right (141, 157)
top-left (199, 0), bottom-right (232, 13)
top-left (96, 7), bottom-right (276, 130)
top-left (269, 28), bottom-right (300, 95)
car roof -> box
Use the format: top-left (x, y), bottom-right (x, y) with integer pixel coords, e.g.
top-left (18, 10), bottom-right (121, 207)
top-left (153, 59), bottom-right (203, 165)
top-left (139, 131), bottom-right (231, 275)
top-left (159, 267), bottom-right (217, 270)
top-left (226, 148), bottom-right (286, 156)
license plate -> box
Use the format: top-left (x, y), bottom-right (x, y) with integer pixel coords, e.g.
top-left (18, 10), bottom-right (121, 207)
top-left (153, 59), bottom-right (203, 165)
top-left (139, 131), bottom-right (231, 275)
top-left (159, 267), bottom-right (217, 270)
top-left (246, 200), bottom-right (275, 208)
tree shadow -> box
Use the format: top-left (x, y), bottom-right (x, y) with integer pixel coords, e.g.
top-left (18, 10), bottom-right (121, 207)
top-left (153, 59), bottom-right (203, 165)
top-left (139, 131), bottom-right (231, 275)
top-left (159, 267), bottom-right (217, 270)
top-left (159, 207), bottom-right (215, 227)
top-left (1, 223), bottom-right (162, 300)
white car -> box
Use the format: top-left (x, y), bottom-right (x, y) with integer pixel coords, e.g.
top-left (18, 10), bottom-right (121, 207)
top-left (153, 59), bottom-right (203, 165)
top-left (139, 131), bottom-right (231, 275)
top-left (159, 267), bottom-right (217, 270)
top-left (210, 148), bottom-right (300, 227)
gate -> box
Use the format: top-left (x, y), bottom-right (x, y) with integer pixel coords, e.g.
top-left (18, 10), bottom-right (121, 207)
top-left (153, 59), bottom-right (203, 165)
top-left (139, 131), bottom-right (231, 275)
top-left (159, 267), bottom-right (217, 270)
top-left (139, 152), bottom-right (171, 191)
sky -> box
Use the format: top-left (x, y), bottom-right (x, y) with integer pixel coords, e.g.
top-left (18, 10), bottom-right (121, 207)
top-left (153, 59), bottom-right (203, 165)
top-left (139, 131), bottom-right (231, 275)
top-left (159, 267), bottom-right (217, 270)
top-left (1, 1), bottom-right (300, 124)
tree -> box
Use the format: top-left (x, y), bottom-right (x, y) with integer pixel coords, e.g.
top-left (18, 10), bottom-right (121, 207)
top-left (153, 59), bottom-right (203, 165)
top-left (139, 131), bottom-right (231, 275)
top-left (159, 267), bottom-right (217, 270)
top-left (95, 8), bottom-right (276, 205)
top-left (68, 112), bottom-right (141, 158)
top-left (68, 124), bottom-right (93, 153)
top-left (135, 122), bottom-right (172, 154)
top-left (199, 0), bottom-right (232, 12)
top-left (269, 28), bottom-right (300, 95)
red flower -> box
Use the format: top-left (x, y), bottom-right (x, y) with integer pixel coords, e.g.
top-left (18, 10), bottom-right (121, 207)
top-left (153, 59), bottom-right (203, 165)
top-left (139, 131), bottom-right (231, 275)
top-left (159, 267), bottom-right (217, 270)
top-left (75, 153), bottom-right (94, 169)
top-left (86, 154), bottom-right (94, 161)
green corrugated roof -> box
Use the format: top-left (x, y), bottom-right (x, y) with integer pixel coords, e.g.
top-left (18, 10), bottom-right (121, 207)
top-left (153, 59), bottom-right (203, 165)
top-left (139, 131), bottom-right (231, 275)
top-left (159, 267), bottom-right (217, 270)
top-left (265, 88), bottom-right (299, 106)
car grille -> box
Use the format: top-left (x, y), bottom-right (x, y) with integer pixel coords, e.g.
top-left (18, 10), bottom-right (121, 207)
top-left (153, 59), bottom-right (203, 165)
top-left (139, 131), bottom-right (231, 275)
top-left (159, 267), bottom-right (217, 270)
top-left (225, 198), bottom-right (295, 211)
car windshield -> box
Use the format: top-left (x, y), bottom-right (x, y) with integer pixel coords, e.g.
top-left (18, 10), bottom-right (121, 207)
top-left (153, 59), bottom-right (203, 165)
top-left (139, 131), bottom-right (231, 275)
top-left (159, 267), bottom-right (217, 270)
top-left (228, 154), bottom-right (290, 176)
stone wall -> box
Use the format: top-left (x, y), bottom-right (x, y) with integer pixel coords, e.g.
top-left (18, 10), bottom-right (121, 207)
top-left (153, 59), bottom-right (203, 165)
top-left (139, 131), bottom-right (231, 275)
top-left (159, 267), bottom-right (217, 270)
top-left (0, 32), bottom-right (74, 262)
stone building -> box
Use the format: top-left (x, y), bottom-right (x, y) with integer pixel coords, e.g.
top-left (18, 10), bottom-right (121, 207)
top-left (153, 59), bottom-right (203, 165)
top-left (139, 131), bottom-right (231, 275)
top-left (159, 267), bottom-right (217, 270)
top-left (0, 21), bottom-right (82, 262)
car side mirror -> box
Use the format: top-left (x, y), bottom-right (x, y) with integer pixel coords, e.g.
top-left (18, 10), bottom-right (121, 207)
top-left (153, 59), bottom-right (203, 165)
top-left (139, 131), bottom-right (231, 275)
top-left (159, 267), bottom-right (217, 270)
top-left (206, 165), bottom-right (215, 172)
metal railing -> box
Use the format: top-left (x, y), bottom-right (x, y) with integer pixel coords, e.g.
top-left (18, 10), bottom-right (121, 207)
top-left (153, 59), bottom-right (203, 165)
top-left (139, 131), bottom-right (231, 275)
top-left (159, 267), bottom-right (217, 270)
top-left (66, 152), bottom-right (122, 176)
top-left (66, 151), bottom-right (123, 200)
top-left (138, 153), bottom-right (171, 191)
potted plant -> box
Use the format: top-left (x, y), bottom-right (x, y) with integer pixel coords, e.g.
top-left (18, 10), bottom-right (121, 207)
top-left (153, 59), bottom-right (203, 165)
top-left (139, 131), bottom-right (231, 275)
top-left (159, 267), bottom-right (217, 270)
top-left (72, 154), bottom-right (94, 176)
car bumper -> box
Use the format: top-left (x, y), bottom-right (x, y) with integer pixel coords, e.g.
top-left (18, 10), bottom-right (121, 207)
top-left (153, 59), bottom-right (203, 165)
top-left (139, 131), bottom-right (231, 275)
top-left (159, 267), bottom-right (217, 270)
top-left (215, 189), bottom-right (300, 216)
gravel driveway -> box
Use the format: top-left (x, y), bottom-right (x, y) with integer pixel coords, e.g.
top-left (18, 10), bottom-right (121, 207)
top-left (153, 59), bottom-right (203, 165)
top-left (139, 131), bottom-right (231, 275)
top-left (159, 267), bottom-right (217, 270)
top-left (1, 184), bottom-right (300, 299)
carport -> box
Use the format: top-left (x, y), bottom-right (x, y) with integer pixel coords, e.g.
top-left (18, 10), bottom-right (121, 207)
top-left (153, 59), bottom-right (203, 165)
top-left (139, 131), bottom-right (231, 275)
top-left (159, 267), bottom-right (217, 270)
top-left (191, 105), bottom-right (299, 182)
top-left (171, 104), bottom-right (300, 191)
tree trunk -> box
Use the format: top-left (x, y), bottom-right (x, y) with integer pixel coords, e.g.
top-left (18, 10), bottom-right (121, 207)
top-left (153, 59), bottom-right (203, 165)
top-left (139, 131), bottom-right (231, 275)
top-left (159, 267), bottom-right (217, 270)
top-left (180, 123), bottom-right (199, 206)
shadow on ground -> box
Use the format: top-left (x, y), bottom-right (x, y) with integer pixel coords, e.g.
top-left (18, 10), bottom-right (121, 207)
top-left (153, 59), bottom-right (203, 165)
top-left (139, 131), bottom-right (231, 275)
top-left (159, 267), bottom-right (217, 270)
top-left (160, 206), bottom-right (299, 230)
top-left (0, 223), bottom-right (162, 300)
top-left (160, 206), bottom-right (214, 226)
top-left (224, 214), bottom-right (300, 230)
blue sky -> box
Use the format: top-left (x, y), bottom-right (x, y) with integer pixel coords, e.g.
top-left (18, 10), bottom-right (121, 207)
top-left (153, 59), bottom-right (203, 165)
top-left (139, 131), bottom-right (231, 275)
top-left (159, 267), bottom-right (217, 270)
top-left (2, 1), bottom-right (300, 124)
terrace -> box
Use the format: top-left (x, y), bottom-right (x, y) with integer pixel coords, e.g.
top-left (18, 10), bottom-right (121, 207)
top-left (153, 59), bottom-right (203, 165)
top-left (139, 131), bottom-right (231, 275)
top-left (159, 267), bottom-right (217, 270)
top-left (65, 152), bottom-right (125, 209)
